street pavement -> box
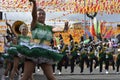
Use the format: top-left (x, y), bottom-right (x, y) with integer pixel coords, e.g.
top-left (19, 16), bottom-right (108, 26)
top-left (0, 65), bottom-right (120, 80)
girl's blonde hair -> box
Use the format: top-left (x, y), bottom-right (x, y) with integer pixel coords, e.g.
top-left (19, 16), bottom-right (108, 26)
top-left (19, 23), bottom-right (27, 32)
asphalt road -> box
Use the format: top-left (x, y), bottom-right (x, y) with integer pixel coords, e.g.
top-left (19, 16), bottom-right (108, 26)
top-left (0, 65), bottom-right (120, 80)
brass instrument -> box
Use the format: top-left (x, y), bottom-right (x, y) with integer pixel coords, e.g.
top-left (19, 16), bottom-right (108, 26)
top-left (12, 20), bottom-right (27, 36)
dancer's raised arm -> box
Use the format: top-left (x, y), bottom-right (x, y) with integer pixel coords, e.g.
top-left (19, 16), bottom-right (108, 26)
top-left (29, 0), bottom-right (37, 30)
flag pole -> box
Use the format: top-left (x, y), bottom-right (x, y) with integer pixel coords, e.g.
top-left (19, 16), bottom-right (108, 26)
top-left (84, 0), bottom-right (86, 40)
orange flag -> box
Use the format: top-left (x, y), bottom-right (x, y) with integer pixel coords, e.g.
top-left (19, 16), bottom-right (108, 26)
top-left (90, 20), bottom-right (96, 36)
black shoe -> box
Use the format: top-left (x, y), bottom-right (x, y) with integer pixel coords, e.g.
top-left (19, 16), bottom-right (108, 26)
top-left (90, 71), bottom-right (92, 73)
top-left (71, 71), bottom-right (73, 73)
top-left (80, 71), bottom-right (83, 73)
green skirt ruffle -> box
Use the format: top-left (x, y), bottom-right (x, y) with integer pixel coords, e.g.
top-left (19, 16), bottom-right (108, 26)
top-left (1, 53), bottom-right (12, 60)
top-left (16, 45), bottom-right (63, 62)
top-left (7, 48), bottom-right (18, 56)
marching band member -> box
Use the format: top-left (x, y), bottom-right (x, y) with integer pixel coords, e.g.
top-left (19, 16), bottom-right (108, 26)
top-left (69, 42), bottom-right (78, 73)
top-left (116, 46), bottom-right (120, 73)
top-left (88, 45), bottom-right (99, 73)
top-left (57, 40), bottom-right (69, 74)
top-left (80, 44), bottom-right (89, 73)
top-left (99, 46), bottom-right (106, 73)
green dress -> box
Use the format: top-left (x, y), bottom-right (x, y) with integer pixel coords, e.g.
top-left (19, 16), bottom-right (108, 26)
top-left (18, 35), bottom-right (31, 44)
top-left (7, 43), bottom-right (18, 56)
top-left (1, 42), bottom-right (13, 60)
top-left (17, 22), bottom-right (63, 63)
top-left (15, 35), bottom-right (31, 55)
top-left (31, 22), bottom-right (53, 42)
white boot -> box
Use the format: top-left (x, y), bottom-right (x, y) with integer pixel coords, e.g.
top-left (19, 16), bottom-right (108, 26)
top-left (58, 71), bottom-right (61, 75)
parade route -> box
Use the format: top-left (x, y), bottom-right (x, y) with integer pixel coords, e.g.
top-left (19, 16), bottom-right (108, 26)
top-left (1, 66), bottom-right (120, 80)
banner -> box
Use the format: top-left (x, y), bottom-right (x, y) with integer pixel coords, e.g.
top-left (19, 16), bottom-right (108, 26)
top-left (0, 0), bottom-right (120, 14)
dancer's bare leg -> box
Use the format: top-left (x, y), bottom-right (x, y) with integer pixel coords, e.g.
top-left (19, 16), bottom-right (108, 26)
top-left (41, 63), bottom-right (57, 80)
top-left (21, 60), bottom-right (35, 80)
top-left (10, 57), bottom-right (19, 80)
top-left (4, 60), bottom-right (12, 76)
